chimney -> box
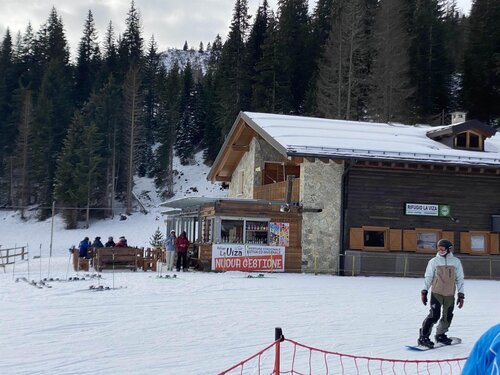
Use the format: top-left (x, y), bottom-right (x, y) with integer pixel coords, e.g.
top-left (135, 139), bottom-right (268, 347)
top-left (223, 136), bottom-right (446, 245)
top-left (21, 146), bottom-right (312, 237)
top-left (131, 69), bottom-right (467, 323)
top-left (450, 111), bottom-right (466, 125)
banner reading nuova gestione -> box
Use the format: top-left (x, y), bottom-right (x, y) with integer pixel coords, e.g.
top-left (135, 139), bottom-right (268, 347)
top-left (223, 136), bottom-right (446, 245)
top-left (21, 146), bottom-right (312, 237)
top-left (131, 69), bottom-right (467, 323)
top-left (212, 244), bottom-right (285, 272)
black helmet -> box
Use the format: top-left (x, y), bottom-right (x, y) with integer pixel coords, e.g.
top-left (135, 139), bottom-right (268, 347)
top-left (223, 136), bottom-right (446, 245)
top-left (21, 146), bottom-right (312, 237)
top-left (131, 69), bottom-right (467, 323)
top-left (437, 239), bottom-right (453, 250)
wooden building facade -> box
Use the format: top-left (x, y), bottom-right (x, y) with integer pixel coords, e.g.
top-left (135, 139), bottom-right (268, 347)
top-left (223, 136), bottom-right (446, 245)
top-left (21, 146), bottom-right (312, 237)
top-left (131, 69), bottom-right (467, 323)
top-left (162, 112), bottom-right (500, 278)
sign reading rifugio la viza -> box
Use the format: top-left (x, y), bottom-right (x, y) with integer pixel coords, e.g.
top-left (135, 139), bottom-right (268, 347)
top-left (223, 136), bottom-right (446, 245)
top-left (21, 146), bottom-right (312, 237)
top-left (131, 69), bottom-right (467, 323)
top-left (405, 203), bottom-right (451, 217)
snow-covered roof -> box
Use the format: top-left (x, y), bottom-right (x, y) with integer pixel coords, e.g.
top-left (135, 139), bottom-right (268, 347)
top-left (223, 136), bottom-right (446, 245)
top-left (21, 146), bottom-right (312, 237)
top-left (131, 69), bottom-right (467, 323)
top-left (242, 112), bottom-right (500, 166)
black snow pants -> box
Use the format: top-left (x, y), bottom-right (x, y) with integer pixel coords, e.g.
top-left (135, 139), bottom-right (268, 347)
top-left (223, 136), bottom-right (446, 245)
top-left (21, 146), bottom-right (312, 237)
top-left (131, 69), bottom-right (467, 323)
top-left (421, 292), bottom-right (455, 337)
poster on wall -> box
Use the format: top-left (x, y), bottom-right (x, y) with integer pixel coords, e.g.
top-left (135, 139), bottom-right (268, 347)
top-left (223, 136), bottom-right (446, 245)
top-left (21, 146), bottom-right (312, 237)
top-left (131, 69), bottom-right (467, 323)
top-left (212, 244), bottom-right (285, 272)
top-left (269, 222), bottom-right (290, 246)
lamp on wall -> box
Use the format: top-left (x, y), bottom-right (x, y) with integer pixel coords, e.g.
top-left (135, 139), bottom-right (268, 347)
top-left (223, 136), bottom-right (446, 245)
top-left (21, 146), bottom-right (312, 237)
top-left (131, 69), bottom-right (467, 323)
top-left (280, 204), bottom-right (290, 213)
top-left (450, 216), bottom-right (460, 223)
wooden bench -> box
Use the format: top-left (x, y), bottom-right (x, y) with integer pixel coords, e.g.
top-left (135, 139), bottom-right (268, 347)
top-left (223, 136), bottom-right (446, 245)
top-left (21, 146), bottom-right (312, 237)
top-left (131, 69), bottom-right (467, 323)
top-left (142, 248), bottom-right (163, 272)
top-left (94, 247), bottom-right (141, 272)
top-left (71, 247), bottom-right (91, 271)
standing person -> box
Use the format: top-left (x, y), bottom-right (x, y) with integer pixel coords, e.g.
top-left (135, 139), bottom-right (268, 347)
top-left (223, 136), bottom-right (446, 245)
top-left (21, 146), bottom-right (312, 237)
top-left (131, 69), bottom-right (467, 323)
top-left (164, 230), bottom-right (177, 271)
top-left (115, 236), bottom-right (128, 247)
top-left (175, 231), bottom-right (190, 272)
top-left (105, 236), bottom-right (115, 247)
top-left (79, 237), bottom-right (91, 258)
top-left (92, 236), bottom-right (104, 248)
top-left (417, 239), bottom-right (465, 348)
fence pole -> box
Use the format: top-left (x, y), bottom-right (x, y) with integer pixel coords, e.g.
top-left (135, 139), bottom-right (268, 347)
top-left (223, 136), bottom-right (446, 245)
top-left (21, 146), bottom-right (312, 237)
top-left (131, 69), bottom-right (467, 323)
top-left (274, 327), bottom-right (284, 375)
top-left (404, 256), bottom-right (408, 277)
top-left (352, 255), bottom-right (355, 276)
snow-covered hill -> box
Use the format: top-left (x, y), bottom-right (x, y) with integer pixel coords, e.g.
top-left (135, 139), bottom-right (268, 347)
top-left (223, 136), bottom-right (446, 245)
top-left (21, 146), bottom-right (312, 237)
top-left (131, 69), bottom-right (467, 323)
top-left (161, 48), bottom-right (210, 73)
top-left (0, 151), bottom-right (227, 254)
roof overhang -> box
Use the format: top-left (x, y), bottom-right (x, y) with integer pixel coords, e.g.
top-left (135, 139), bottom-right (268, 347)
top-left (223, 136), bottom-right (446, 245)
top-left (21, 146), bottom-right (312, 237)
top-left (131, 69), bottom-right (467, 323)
top-left (207, 112), bottom-right (288, 182)
top-left (426, 120), bottom-right (497, 140)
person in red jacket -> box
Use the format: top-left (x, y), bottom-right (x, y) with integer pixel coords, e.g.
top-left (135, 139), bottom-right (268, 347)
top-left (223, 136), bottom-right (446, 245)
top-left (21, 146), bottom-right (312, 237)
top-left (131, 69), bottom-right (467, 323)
top-left (175, 231), bottom-right (190, 272)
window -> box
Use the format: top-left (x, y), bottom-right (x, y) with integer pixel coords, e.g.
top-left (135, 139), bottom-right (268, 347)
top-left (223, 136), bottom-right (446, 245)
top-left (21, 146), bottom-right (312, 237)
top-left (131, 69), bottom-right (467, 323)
top-left (454, 131), bottom-right (483, 151)
top-left (460, 231), bottom-right (491, 255)
top-left (417, 232), bottom-right (438, 251)
top-left (415, 229), bottom-right (442, 253)
top-left (221, 219), bottom-right (244, 243)
top-left (364, 230), bottom-right (385, 247)
top-left (471, 235), bottom-right (486, 252)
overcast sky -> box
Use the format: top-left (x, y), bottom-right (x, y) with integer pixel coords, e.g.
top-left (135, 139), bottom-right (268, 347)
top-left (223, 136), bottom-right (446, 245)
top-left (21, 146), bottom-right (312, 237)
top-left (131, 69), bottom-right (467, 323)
top-left (0, 0), bottom-right (472, 60)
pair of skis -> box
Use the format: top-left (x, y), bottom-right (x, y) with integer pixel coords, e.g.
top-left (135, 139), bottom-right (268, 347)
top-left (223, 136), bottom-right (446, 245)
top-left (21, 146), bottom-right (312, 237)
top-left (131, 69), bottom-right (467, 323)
top-left (16, 277), bottom-right (52, 289)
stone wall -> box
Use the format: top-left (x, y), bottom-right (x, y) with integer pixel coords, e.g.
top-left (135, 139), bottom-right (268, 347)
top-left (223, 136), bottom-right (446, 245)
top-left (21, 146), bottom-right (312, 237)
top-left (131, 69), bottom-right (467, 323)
top-left (228, 138), bottom-right (286, 198)
top-left (300, 159), bottom-right (344, 273)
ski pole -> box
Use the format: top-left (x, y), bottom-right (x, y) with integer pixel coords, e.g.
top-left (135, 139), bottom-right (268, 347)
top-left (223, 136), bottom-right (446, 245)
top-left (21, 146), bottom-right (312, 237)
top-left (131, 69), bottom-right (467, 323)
top-left (112, 248), bottom-right (115, 289)
top-left (27, 247), bottom-right (30, 280)
top-left (47, 250), bottom-right (52, 280)
top-left (39, 244), bottom-right (42, 282)
top-left (65, 251), bottom-right (72, 280)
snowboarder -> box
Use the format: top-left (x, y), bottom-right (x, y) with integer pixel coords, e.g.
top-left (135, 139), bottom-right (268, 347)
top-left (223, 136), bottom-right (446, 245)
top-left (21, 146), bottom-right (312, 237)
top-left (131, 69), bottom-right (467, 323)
top-left (418, 239), bottom-right (465, 348)
top-left (164, 230), bottom-right (177, 271)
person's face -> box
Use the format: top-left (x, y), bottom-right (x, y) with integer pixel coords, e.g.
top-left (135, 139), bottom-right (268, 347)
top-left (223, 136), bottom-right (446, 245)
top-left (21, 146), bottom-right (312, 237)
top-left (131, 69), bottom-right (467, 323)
top-left (437, 246), bottom-right (448, 256)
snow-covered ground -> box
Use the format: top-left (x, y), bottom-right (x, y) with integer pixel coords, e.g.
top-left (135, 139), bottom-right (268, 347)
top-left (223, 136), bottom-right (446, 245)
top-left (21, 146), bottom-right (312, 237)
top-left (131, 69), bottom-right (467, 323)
top-left (0, 152), bottom-right (227, 253)
top-left (1, 152), bottom-right (499, 374)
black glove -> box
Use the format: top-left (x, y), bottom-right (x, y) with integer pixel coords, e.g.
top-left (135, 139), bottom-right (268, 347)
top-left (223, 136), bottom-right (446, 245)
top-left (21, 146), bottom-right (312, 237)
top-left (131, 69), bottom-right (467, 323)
top-left (421, 290), bottom-right (428, 305)
top-left (457, 293), bottom-right (464, 309)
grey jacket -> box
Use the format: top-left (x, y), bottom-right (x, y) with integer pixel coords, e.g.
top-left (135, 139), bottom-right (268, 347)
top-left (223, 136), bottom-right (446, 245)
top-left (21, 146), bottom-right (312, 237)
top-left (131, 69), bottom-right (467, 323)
top-left (424, 252), bottom-right (465, 296)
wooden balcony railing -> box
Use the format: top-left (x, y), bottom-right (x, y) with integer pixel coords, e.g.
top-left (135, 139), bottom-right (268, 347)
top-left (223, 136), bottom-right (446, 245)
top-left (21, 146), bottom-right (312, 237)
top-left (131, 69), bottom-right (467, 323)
top-left (253, 178), bottom-right (300, 202)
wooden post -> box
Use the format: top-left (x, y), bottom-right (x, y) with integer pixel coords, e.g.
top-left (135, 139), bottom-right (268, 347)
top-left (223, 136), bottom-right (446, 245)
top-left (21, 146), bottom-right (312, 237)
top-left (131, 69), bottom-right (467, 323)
top-left (352, 255), bottom-right (356, 276)
top-left (274, 327), bottom-right (284, 375)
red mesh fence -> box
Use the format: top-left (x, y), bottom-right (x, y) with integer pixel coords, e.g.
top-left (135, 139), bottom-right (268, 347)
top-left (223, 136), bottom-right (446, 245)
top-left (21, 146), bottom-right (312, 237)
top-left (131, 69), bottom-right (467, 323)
top-left (219, 336), bottom-right (468, 375)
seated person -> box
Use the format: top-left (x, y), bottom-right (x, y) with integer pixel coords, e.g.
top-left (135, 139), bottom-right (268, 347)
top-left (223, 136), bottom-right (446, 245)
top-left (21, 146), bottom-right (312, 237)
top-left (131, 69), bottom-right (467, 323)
top-left (92, 236), bottom-right (104, 248)
top-left (105, 236), bottom-right (115, 247)
top-left (115, 236), bottom-right (128, 247)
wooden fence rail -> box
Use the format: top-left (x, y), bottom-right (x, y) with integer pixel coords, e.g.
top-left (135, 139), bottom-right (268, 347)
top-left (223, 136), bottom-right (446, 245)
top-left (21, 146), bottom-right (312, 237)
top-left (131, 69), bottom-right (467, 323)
top-left (0, 246), bottom-right (28, 271)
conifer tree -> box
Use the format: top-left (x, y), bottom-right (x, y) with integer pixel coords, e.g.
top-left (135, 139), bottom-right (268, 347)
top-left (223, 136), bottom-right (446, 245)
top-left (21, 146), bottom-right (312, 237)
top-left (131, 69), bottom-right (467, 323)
top-left (368, 0), bottom-right (414, 122)
top-left (11, 87), bottom-right (33, 218)
top-left (75, 10), bottom-right (101, 106)
top-left (120, 0), bottom-right (144, 68)
top-left (213, 0), bottom-right (252, 138)
top-left (202, 36), bottom-right (223, 164)
top-left (252, 13), bottom-right (281, 112)
top-left (408, 0), bottom-right (451, 122)
top-left (275, 0), bottom-right (312, 114)
top-left (176, 62), bottom-right (197, 165)
top-left (83, 76), bottom-right (123, 217)
top-left (155, 62), bottom-right (181, 196)
top-left (463, 0), bottom-right (500, 125)
top-left (0, 29), bottom-right (16, 171)
top-left (246, 0), bottom-right (270, 110)
top-left (149, 226), bottom-right (164, 248)
top-left (54, 113), bottom-right (103, 228)
top-left (122, 65), bottom-right (144, 214)
top-left (99, 21), bottom-right (119, 86)
top-left (313, 0), bottom-right (369, 120)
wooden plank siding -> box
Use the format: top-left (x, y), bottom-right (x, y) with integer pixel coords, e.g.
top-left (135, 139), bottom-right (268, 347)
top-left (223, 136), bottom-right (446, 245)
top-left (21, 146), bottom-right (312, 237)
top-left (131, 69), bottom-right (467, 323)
top-left (253, 178), bottom-right (301, 202)
top-left (345, 167), bottom-right (500, 253)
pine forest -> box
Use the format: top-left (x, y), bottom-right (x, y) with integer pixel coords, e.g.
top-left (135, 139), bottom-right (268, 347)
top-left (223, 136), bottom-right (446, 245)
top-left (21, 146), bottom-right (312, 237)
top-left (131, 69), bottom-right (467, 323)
top-left (0, 0), bottom-right (498, 228)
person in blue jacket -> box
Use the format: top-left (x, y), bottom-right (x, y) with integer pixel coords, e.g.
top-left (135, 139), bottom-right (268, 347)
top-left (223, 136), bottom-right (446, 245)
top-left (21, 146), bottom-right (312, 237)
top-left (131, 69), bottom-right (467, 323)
top-left (462, 324), bottom-right (500, 375)
top-left (79, 237), bottom-right (91, 258)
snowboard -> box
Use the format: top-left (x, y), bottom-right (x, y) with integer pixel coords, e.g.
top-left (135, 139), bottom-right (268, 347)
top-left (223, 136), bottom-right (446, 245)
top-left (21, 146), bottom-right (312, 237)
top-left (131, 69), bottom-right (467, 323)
top-left (406, 337), bottom-right (461, 351)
